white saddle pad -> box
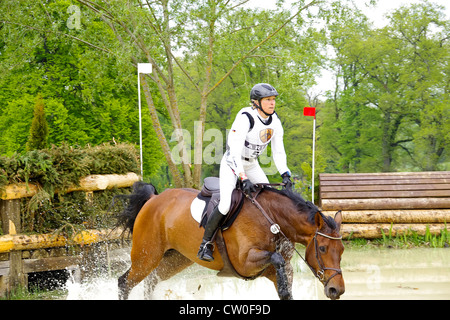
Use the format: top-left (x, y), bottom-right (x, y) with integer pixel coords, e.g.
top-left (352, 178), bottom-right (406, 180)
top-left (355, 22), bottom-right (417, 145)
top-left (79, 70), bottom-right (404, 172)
top-left (190, 197), bottom-right (206, 223)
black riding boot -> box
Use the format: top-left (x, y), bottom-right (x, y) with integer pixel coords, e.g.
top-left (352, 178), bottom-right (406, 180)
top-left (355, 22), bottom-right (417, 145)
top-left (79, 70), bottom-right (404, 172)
top-left (197, 206), bottom-right (226, 262)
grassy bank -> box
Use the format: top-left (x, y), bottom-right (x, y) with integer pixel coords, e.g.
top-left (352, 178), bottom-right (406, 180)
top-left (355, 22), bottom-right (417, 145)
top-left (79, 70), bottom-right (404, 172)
top-left (344, 224), bottom-right (449, 249)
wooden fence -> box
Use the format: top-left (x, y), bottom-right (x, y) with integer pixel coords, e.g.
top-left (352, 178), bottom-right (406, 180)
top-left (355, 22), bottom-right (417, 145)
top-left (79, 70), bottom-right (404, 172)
top-left (319, 171), bottom-right (450, 239)
top-left (0, 173), bottom-right (139, 297)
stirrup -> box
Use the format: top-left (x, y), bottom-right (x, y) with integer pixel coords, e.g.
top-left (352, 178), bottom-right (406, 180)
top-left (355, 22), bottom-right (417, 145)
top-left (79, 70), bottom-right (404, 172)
top-left (198, 241), bottom-right (215, 262)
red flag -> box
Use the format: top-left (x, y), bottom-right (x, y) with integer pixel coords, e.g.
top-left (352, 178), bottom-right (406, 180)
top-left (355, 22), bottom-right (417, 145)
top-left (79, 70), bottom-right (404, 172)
top-left (303, 107), bottom-right (316, 117)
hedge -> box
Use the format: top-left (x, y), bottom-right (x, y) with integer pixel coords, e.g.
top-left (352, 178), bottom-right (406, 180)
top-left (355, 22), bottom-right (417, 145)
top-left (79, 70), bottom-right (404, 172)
top-left (0, 143), bottom-right (139, 234)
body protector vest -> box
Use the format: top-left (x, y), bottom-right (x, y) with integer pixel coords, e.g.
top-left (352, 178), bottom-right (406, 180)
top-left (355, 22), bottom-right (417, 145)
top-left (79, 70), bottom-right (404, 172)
top-left (224, 106), bottom-right (290, 176)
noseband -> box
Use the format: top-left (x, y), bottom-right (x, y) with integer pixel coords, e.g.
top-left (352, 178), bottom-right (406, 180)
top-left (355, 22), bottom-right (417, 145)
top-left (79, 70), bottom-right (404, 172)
top-left (306, 230), bottom-right (343, 286)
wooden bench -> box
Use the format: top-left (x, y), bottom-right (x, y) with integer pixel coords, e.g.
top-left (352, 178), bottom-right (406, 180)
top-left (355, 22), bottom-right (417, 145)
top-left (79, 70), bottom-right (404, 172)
top-left (319, 171), bottom-right (450, 239)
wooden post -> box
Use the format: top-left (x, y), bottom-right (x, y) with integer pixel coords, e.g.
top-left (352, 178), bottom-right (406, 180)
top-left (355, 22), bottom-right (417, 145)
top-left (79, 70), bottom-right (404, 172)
top-left (0, 199), bottom-right (21, 234)
top-left (0, 173), bottom-right (139, 297)
top-left (0, 199), bottom-right (26, 295)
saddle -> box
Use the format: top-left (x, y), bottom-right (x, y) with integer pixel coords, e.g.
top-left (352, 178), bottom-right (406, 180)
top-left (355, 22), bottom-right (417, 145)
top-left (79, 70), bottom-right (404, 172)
top-left (193, 177), bottom-right (269, 280)
top-left (196, 177), bottom-right (244, 231)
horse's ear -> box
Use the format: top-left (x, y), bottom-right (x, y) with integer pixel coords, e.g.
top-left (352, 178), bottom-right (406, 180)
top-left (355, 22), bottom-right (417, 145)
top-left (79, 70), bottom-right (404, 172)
top-left (334, 210), bottom-right (342, 231)
top-left (314, 211), bottom-right (324, 229)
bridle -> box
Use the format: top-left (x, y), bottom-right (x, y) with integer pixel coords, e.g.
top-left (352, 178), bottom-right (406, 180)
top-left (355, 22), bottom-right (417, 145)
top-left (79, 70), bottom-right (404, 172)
top-left (306, 230), bottom-right (343, 286)
top-left (246, 185), bottom-right (343, 286)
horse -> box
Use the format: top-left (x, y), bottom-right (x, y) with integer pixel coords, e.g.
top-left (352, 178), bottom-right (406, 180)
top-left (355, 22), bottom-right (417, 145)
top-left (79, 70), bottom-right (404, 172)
top-left (115, 181), bottom-right (345, 300)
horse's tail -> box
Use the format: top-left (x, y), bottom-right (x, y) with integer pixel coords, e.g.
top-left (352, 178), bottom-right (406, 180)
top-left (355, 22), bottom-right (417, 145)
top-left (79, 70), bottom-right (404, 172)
top-left (114, 181), bottom-right (158, 234)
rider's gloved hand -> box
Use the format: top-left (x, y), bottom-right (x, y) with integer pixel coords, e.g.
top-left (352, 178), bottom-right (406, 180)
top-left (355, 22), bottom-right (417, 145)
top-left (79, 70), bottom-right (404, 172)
top-left (242, 179), bottom-right (256, 196)
top-left (281, 171), bottom-right (293, 190)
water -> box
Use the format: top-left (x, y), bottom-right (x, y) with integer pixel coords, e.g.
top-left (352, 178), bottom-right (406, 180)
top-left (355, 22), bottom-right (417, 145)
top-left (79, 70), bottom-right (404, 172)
top-left (63, 247), bottom-right (450, 300)
top-left (339, 247), bottom-right (450, 300)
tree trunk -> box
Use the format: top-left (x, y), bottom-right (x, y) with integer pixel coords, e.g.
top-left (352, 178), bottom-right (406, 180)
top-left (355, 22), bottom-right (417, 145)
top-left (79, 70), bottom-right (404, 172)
top-left (140, 75), bottom-right (184, 187)
top-left (382, 111), bottom-right (393, 172)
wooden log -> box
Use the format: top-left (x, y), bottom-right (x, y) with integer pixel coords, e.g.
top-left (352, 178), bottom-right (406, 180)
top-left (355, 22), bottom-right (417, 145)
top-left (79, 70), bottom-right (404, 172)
top-left (0, 172), bottom-right (140, 200)
top-left (0, 228), bottom-right (125, 254)
top-left (321, 184), bottom-right (450, 192)
top-left (321, 198), bottom-right (450, 210)
top-left (321, 190), bottom-right (450, 199)
top-left (322, 210), bottom-right (450, 223)
top-left (23, 256), bottom-right (81, 274)
top-left (319, 171), bottom-right (450, 180)
top-left (64, 172), bottom-right (140, 192)
top-left (320, 178), bottom-right (450, 186)
top-left (341, 223), bottom-right (449, 239)
top-left (0, 184), bottom-right (40, 200)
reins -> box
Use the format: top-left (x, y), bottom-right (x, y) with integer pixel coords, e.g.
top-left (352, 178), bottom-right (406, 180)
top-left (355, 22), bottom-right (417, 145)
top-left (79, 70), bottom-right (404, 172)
top-left (246, 184), bottom-right (342, 286)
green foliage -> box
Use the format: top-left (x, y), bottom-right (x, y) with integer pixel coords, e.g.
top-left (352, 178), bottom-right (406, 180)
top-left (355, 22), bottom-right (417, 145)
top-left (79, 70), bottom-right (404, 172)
top-left (26, 94), bottom-right (49, 151)
top-left (0, 0), bottom-right (165, 180)
top-left (0, 143), bottom-right (140, 192)
top-left (321, 1), bottom-right (450, 173)
top-left (0, 0), bottom-right (448, 193)
top-left (0, 143), bottom-right (139, 234)
top-left (21, 187), bottom-right (131, 234)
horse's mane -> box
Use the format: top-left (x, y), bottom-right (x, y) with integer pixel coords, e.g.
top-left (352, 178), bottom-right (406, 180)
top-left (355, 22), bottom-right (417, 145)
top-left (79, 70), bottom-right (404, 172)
top-left (262, 186), bottom-right (337, 230)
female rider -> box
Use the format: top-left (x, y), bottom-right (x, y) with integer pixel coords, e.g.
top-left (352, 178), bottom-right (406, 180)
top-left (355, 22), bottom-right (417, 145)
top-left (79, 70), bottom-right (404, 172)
top-left (197, 83), bottom-right (292, 262)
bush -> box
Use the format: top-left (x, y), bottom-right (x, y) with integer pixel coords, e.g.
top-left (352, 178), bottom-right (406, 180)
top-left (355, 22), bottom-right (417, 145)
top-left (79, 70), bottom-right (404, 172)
top-left (0, 143), bottom-right (139, 234)
top-left (0, 142), bottom-right (139, 192)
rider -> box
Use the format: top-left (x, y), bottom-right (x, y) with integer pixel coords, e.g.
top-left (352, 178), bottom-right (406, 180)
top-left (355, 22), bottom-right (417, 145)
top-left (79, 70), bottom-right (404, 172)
top-left (197, 83), bottom-right (293, 262)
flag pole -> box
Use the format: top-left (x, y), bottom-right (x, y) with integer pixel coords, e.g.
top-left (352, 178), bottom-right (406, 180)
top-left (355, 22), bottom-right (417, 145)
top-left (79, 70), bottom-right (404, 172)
top-left (137, 63), bottom-right (152, 179)
top-left (312, 114), bottom-right (316, 204)
top-left (303, 107), bottom-right (316, 203)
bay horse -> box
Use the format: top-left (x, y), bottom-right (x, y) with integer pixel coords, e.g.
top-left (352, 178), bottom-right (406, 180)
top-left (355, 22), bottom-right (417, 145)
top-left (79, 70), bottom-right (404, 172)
top-left (116, 182), bottom-right (345, 300)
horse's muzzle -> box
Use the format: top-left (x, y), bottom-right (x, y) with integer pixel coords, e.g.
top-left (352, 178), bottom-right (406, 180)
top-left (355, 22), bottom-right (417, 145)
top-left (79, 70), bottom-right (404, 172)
top-left (325, 283), bottom-right (345, 300)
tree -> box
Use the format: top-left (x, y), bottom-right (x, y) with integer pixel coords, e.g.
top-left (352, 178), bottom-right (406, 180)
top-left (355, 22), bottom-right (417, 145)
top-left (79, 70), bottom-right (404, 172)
top-left (322, 1), bottom-right (450, 172)
top-left (72, 0), bottom-right (323, 188)
top-left (175, 5), bottom-right (327, 181)
top-left (0, 0), bottom-right (165, 176)
top-left (27, 94), bottom-right (49, 151)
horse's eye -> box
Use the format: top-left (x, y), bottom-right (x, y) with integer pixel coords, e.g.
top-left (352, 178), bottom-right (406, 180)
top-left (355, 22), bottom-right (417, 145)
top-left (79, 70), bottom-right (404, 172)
top-left (319, 246), bottom-right (327, 253)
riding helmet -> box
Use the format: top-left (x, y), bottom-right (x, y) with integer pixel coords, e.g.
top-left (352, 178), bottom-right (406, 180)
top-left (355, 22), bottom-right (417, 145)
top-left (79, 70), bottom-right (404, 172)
top-left (250, 83), bottom-right (279, 101)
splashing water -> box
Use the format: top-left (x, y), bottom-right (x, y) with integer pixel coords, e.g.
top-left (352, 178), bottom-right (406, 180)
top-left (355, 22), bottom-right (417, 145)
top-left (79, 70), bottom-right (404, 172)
top-left (63, 247), bottom-right (320, 300)
top-left (63, 246), bottom-right (450, 300)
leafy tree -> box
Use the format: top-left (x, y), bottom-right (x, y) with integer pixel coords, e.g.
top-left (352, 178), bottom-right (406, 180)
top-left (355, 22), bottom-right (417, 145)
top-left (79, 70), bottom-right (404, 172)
top-left (27, 94), bottom-right (49, 151)
top-left (71, 0), bottom-right (328, 187)
top-left (322, 1), bottom-right (449, 172)
top-left (2, 0), bottom-right (448, 196)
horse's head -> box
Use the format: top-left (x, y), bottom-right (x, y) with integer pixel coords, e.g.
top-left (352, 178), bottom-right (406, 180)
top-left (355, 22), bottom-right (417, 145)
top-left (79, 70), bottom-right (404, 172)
top-left (305, 210), bottom-right (345, 300)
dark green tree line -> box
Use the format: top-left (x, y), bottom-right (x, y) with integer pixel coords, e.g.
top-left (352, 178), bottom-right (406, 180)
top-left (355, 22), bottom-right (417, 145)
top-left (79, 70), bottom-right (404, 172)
top-left (1, 0), bottom-right (448, 195)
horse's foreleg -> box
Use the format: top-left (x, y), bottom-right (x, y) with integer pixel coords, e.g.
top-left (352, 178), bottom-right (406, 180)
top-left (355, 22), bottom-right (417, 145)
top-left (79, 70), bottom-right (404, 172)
top-left (269, 252), bottom-right (293, 300)
top-left (244, 248), bottom-right (293, 300)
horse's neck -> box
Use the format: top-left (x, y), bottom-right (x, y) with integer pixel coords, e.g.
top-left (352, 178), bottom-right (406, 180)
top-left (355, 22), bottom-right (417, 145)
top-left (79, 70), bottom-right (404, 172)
top-left (259, 193), bottom-right (315, 245)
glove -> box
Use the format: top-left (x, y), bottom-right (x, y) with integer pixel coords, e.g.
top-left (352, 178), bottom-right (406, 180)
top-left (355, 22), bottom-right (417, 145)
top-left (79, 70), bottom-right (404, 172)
top-left (281, 172), bottom-right (293, 190)
top-left (242, 179), bottom-right (256, 196)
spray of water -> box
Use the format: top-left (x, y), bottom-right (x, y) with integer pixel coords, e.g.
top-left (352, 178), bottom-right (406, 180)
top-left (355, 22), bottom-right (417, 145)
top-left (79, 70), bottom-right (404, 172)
top-left (63, 246), bottom-right (320, 300)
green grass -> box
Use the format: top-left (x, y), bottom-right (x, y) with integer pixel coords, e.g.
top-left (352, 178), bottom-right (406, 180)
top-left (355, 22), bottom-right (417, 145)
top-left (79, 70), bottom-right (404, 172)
top-left (344, 223), bottom-right (450, 249)
top-left (1, 285), bottom-right (67, 300)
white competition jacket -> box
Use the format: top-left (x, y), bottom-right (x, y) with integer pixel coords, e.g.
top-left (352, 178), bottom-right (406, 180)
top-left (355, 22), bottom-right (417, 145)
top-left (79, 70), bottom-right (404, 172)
top-left (224, 106), bottom-right (290, 176)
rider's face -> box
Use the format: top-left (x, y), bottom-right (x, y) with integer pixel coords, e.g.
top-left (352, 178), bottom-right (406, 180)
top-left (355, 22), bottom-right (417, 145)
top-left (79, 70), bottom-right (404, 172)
top-left (259, 96), bottom-right (276, 116)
